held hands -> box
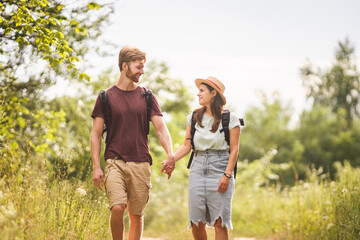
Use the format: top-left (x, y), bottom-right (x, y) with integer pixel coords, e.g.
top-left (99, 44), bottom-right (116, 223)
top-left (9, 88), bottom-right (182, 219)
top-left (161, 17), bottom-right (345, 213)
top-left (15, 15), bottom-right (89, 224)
top-left (161, 155), bottom-right (176, 179)
top-left (218, 175), bottom-right (230, 193)
top-left (93, 168), bottom-right (104, 190)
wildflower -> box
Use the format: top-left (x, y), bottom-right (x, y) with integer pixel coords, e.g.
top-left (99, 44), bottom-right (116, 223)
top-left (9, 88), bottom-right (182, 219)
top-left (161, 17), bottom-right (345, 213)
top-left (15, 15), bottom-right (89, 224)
top-left (1, 204), bottom-right (17, 219)
top-left (342, 188), bottom-right (348, 194)
top-left (327, 223), bottom-right (334, 230)
top-left (76, 188), bottom-right (87, 196)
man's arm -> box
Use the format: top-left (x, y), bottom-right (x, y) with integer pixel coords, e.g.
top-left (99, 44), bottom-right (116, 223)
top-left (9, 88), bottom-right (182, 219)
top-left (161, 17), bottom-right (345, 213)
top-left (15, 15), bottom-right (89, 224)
top-left (90, 117), bottom-right (105, 190)
top-left (151, 115), bottom-right (175, 178)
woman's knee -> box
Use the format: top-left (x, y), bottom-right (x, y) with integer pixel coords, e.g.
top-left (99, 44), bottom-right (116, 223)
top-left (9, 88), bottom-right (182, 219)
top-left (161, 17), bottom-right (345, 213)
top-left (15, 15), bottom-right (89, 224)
top-left (191, 221), bottom-right (206, 230)
top-left (214, 217), bottom-right (225, 229)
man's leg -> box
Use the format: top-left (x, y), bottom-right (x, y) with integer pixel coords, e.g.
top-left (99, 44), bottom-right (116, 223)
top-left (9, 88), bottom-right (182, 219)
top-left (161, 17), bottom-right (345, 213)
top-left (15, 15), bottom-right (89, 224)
top-left (191, 222), bottom-right (207, 240)
top-left (214, 217), bottom-right (228, 240)
top-left (110, 204), bottom-right (126, 240)
top-left (126, 162), bottom-right (151, 240)
top-left (128, 212), bottom-right (143, 240)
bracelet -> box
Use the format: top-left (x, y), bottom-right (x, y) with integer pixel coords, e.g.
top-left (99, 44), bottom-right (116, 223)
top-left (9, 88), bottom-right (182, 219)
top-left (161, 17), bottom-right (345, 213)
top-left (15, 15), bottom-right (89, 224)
top-left (224, 172), bottom-right (231, 178)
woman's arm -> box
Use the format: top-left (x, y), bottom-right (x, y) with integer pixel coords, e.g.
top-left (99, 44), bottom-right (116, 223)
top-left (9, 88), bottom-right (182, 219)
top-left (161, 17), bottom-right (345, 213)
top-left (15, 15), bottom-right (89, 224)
top-left (174, 123), bottom-right (192, 162)
top-left (225, 126), bottom-right (240, 176)
top-left (218, 126), bottom-right (240, 193)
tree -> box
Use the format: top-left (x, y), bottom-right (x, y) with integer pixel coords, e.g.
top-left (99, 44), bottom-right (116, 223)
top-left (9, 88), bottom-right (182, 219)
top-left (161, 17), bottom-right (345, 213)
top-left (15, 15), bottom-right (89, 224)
top-left (301, 38), bottom-right (360, 126)
top-left (0, 0), bottom-right (113, 158)
top-left (0, 0), bottom-right (110, 79)
top-left (297, 105), bottom-right (360, 178)
top-left (238, 93), bottom-right (304, 185)
top-left (239, 92), bottom-right (294, 162)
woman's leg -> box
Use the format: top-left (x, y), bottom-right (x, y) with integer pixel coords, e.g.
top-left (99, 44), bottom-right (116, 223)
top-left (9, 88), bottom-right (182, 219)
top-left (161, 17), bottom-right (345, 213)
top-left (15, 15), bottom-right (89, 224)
top-left (214, 217), bottom-right (228, 240)
top-left (191, 221), bottom-right (207, 240)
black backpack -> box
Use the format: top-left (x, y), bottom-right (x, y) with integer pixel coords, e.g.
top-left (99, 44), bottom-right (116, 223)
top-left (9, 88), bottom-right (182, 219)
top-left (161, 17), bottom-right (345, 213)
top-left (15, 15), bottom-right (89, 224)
top-left (99, 87), bottom-right (153, 142)
top-left (187, 109), bottom-right (244, 178)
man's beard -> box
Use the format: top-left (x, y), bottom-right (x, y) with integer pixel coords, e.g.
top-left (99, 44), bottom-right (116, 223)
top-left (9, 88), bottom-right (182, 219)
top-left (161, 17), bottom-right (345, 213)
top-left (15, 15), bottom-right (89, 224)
top-left (126, 68), bottom-right (141, 82)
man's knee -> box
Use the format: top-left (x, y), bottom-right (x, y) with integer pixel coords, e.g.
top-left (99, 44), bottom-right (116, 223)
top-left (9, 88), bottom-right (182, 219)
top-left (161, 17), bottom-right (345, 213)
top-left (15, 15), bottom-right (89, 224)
top-left (129, 212), bottom-right (143, 223)
top-left (111, 204), bottom-right (126, 216)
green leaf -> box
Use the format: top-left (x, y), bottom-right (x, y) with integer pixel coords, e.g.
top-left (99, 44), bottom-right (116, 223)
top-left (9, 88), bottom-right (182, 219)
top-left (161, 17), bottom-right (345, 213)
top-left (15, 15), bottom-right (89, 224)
top-left (5, 28), bottom-right (11, 36)
top-left (83, 73), bottom-right (90, 81)
top-left (17, 117), bottom-right (26, 128)
top-left (87, 2), bottom-right (101, 10)
top-left (55, 31), bottom-right (64, 39)
top-left (9, 141), bottom-right (19, 150)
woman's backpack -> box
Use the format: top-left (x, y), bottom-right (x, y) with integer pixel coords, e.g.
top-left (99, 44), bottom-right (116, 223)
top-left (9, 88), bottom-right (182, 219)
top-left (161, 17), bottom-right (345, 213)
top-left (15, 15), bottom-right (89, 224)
top-left (187, 109), bottom-right (244, 178)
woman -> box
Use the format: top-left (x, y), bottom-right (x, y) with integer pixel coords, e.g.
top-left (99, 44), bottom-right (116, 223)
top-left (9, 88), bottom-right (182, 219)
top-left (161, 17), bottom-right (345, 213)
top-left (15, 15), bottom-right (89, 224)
top-left (173, 76), bottom-right (241, 240)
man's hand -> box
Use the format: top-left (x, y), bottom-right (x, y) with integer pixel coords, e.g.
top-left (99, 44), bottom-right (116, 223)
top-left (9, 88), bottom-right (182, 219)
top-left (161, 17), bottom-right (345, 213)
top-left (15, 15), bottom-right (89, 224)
top-left (161, 155), bottom-right (175, 179)
top-left (93, 168), bottom-right (104, 190)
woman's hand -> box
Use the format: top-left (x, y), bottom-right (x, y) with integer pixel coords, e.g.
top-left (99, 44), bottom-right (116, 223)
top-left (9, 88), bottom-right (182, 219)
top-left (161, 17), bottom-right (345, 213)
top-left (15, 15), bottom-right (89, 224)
top-left (217, 175), bottom-right (230, 193)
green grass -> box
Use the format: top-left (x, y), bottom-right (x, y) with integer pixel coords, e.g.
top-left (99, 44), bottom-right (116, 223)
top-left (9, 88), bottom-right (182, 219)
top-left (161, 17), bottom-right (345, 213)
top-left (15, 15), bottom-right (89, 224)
top-left (1, 151), bottom-right (359, 240)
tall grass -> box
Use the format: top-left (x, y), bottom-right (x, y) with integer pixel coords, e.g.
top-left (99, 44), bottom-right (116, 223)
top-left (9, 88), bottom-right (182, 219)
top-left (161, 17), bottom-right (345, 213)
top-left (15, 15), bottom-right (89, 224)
top-left (0, 151), bottom-right (111, 240)
top-left (230, 161), bottom-right (360, 239)
top-left (1, 150), bottom-right (359, 239)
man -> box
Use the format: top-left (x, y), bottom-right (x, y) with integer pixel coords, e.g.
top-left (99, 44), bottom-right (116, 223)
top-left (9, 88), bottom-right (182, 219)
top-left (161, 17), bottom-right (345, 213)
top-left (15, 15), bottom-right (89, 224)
top-left (90, 46), bottom-right (175, 240)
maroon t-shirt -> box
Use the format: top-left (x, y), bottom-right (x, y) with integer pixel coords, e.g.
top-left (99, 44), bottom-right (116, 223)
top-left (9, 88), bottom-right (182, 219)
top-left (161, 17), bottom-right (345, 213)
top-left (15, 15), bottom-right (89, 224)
top-left (91, 85), bottom-right (162, 165)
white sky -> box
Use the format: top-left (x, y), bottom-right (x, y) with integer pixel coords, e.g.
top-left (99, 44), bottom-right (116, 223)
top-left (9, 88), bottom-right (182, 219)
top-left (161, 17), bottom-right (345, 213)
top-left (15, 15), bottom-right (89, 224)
top-left (79, 0), bottom-right (360, 119)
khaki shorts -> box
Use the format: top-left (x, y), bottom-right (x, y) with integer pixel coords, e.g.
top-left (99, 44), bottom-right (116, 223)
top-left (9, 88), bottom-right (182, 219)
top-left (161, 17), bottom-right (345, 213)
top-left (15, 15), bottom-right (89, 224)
top-left (104, 159), bottom-right (152, 216)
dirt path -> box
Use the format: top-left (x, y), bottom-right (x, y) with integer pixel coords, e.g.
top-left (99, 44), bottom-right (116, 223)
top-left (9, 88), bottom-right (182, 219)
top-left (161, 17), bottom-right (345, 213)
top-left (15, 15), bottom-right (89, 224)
top-left (143, 238), bottom-right (256, 240)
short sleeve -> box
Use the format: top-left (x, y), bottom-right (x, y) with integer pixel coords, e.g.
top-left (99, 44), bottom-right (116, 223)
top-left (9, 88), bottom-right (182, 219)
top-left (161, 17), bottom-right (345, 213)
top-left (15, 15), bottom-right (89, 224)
top-left (91, 95), bottom-right (104, 119)
top-left (229, 112), bottom-right (241, 130)
top-left (187, 113), bottom-right (193, 125)
top-left (150, 94), bottom-right (163, 117)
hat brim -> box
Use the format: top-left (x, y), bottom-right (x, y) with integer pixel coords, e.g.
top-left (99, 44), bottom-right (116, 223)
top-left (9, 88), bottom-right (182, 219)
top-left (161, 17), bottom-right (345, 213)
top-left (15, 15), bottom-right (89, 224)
top-left (195, 78), bottom-right (226, 105)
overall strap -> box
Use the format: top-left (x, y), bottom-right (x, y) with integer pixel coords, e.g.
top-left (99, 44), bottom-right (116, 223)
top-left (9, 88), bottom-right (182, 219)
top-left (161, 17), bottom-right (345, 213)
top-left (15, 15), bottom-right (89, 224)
top-left (187, 111), bottom-right (197, 169)
top-left (142, 87), bottom-right (153, 135)
top-left (99, 90), bottom-right (112, 143)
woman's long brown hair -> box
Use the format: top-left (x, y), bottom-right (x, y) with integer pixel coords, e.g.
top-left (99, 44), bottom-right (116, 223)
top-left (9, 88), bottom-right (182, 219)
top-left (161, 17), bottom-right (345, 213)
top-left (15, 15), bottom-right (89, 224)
top-left (194, 83), bottom-right (225, 133)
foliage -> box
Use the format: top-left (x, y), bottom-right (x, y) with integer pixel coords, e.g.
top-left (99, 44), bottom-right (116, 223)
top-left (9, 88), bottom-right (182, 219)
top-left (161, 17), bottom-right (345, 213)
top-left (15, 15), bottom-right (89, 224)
top-left (297, 105), bottom-right (360, 177)
top-left (0, 84), bottom-right (66, 161)
top-left (0, 150), bottom-right (110, 240)
top-left (2, 145), bottom-right (359, 240)
top-left (301, 38), bottom-right (360, 126)
top-left (239, 89), bottom-right (360, 183)
top-left (239, 92), bottom-right (306, 185)
top-left (0, 0), bottom-right (109, 79)
top-left (0, 0), bottom-right (113, 171)
top-left (239, 92), bottom-right (294, 162)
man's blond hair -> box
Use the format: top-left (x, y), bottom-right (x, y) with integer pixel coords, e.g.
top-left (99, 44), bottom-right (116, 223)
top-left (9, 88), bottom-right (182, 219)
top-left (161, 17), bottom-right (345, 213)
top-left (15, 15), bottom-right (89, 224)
top-left (118, 46), bottom-right (146, 71)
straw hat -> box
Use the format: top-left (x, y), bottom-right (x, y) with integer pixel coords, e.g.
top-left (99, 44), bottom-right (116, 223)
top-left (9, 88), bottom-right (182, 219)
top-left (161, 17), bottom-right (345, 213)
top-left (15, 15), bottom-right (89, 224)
top-left (195, 76), bottom-right (226, 104)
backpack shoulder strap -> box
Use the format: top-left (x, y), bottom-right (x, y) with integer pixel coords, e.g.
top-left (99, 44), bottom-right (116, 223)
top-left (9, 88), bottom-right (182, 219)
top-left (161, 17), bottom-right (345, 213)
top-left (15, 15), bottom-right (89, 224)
top-left (142, 87), bottom-right (153, 135)
top-left (187, 110), bottom-right (197, 169)
top-left (190, 111), bottom-right (197, 149)
top-left (99, 90), bottom-right (112, 142)
top-left (220, 109), bottom-right (231, 146)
